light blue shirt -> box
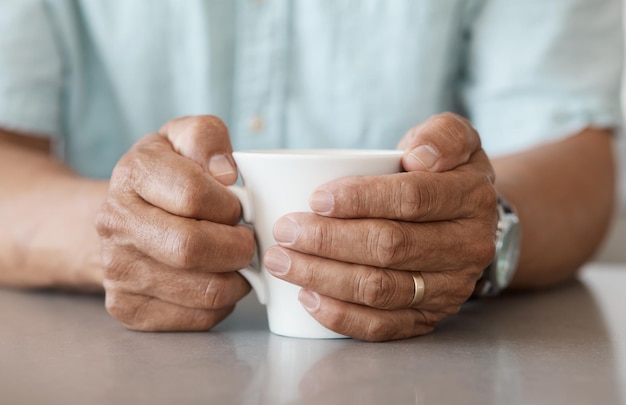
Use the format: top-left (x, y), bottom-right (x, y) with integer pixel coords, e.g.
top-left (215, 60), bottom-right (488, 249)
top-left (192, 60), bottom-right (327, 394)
top-left (0, 0), bottom-right (622, 178)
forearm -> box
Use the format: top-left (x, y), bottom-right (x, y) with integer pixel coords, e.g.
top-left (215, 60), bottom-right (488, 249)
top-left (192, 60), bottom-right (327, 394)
top-left (0, 130), bottom-right (107, 291)
top-left (492, 128), bottom-right (616, 289)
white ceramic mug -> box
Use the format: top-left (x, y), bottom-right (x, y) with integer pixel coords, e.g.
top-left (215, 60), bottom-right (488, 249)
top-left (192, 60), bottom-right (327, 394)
top-left (229, 149), bottom-right (403, 339)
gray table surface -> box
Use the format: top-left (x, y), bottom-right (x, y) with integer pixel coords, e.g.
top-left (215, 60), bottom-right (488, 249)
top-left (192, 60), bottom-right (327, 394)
top-left (1, 262), bottom-right (625, 405)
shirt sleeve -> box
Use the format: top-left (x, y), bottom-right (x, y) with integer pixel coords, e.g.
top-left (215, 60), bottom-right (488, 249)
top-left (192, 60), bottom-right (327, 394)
top-left (461, 0), bottom-right (623, 157)
top-left (0, 0), bottom-right (63, 138)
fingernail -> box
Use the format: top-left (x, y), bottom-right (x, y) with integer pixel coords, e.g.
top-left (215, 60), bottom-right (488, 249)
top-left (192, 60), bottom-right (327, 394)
top-left (273, 216), bottom-right (298, 244)
top-left (408, 145), bottom-right (439, 171)
top-left (309, 190), bottom-right (334, 214)
top-left (299, 289), bottom-right (320, 312)
top-left (264, 248), bottom-right (290, 276)
top-left (208, 154), bottom-right (236, 178)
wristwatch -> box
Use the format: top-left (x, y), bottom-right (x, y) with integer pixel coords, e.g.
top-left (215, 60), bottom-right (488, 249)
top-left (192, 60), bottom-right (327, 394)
top-left (473, 196), bottom-right (521, 298)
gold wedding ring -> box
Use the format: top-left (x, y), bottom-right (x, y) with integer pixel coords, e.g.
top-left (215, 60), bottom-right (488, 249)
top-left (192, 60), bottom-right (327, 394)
top-left (409, 272), bottom-right (425, 308)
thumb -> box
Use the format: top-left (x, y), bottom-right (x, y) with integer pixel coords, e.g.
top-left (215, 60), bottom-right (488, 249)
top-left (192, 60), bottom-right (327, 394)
top-left (397, 112), bottom-right (482, 173)
top-left (158, 115), bottom-right (238, 185)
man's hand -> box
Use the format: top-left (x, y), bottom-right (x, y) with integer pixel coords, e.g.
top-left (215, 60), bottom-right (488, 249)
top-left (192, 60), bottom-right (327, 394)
top-left (96, 115), bottom-right (255, 331)
top-left (263, 113), bottom-right (498, 341)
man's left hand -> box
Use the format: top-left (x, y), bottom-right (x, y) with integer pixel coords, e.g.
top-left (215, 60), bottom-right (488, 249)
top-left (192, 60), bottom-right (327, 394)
top-left (263, 113), bottom-right (498, 341)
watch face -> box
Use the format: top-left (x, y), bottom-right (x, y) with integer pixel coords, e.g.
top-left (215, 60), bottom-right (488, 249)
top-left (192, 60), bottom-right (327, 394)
top-left (495, 219), bottom-right (521, 289)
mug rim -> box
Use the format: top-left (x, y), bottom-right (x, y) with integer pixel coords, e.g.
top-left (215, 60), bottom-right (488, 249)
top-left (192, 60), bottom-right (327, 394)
top-left (232, 149), bottom-right (404, 159)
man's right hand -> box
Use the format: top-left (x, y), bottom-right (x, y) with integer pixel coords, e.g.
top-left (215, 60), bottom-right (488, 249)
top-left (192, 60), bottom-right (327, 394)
top-left (96, 115), bottom-right (255, 331)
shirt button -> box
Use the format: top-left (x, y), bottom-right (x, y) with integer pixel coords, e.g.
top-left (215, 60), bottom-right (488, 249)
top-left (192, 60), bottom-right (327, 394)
top-left (248, 115), bottom-right (265, 133)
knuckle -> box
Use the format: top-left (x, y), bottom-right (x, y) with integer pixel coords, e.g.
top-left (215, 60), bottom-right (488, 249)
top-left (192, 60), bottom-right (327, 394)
top-left (104, 290), bottom-right (123, 319)
top-left (474, 180), bottom-right (498, 212)
top-left (358, 270), bottom-right (398, 309)
top-left (159, 116), bottom-right (185, 134)
top-left (95, 202), bottom-right (137, 278)
top-left (234, 226), bottom-right (256, 267)
top-left (322, 310), bottom-right (350, 336)
top-left (195, 114), bottom-right (228, 131)
top-left (95, 197), bottom-right (132, 238)
top-left (463, 231), bottom-right (496, 269)
top-left (362, 317), bottom-right (394, 342)
top-left (100, 249), bottom-right (120, 278)
top-left (431, 112), bottom-right (480, 158)
top-left (433, 112), bottom-right (465, 140)
top-left (199, 275), bottom-right (229, 309)
top-left (422, 310), bottom-right (450, 325)
top-left (124, 141), bottom-right (157, 173)
top-left (110, 142), bottom-right (158, 194)
top-left (331, 178), bottom-right (366, 216)
top-left (409, 309), bottom-right (437, 334)
top-left (397, 178), bottom-right (437, 219)
top-left (446, 304), bottom-right (463, 316)
top-left (436, 111), bottom-right (461, 122)
top-left (481, 233), bottom-right (498, 265)
top-left (449, 271), bottom-right (479, 305)
top-left (184, 115), bottom-right (228, 142)
top-left (298, 259), bottom-right (319, 288)
top-left (188, 308), bottom-right (227, 331)
top-left (94, 200), bottom-right (116, 238)
top-left (424, 271), bottom-right (473, 313)
top-left (101, 252), bottom-right (139, 286)
top-left (463, 175), bottom-right (497, 221)
top-left (175, 178), bottom-right (205, 217)
top-left (104, 290), bottom-right (148, 330)
top-left (310, 220), bottom-right (332, 254)
top-left (371, 222), bottom-right (409, 268)
top-left (457, 282), bottom-right (476, 303)
top-left (167, 227), bottom-right (203, 268)
top-left (109, 154), bottom-right (135, 185)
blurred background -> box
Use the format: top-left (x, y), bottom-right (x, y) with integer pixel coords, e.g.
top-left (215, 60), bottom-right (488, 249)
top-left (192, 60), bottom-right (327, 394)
top-left (594, 91), bottom-right (626, 262)
top-left (591, 4), bottom-right (626, 262)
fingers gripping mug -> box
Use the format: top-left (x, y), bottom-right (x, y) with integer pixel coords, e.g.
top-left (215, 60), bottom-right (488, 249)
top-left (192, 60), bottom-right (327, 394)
top-left (229, 149), bottom-right (403, 339)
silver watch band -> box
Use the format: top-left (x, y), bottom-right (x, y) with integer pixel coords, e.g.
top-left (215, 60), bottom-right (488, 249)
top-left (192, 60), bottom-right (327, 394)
top-left (472, 195), bottom-right (520, 298)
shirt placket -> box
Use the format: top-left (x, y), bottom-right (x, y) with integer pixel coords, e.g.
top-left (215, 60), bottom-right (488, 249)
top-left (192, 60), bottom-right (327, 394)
top-left (231, 0), bottom-right (290, 149)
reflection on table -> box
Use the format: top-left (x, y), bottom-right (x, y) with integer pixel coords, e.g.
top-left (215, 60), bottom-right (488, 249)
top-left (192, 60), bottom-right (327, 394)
top-left (1, 263), bottom-right (624, 405)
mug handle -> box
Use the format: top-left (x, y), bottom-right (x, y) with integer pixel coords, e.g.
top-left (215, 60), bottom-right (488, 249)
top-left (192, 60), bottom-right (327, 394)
top-left (227, 185), bottom-right (267, 304)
